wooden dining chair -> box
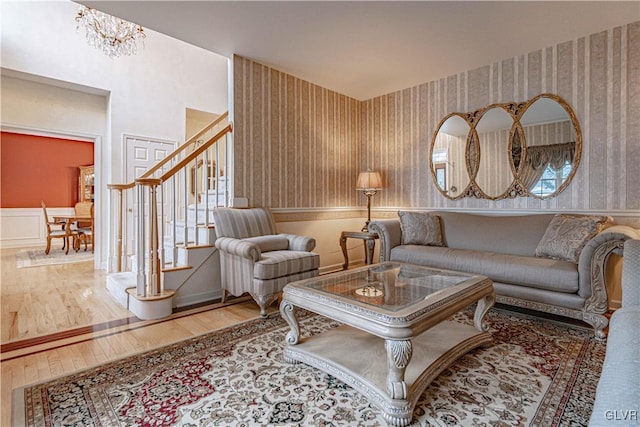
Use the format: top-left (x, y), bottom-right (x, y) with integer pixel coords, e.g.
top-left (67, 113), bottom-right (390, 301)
top-left (76, 203), bottom-right (94, 253)
top-left (41, 201), bottom-right (70, 255)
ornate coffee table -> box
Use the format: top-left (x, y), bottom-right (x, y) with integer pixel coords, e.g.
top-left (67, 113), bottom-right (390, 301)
top-left (280, 262), bottom-right (495, 426)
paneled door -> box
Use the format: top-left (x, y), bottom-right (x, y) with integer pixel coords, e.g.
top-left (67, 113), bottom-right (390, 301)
top-left (124, 136), bottom-right (176, 261)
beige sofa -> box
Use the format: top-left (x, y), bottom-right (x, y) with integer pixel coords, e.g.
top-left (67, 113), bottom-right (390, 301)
top-left (369, 211), bottom-right (639, 339)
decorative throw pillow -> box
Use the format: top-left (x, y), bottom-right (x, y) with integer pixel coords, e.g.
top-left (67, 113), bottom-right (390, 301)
top-left (398, 211), bottom-right (444, 246)
top-left (535, 214), bottom-right (611, 263)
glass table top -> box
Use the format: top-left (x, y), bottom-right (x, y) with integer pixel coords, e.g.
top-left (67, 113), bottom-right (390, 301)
top-left (300, 262), bottom-right (476, 312)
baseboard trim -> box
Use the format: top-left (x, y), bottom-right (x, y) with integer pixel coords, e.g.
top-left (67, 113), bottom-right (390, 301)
top-left (173, 290), bottom-right (222, 308)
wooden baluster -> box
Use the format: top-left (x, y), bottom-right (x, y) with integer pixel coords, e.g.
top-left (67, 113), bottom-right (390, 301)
top-left (171, 171), bottom-right (178, 267)
top-left (203, 148), bottom-right (209, 228)
top-left (107, 184), bottom-right (127, 272)
top-left (159, 179), bottom-right (165, 273)
top-left (183, 168), bottom-right (189, 249)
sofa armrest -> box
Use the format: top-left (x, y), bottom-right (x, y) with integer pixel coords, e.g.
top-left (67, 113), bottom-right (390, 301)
top-left (215, 237), bottom-right (261, 261)
top-left (368, 219), bottom-right (402, 262)
top-left (278, 233), bottom-right (316, 252)
top-left (579, 226), bottom-right (640, 312)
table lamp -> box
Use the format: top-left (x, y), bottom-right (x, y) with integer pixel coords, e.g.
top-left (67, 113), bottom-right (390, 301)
top-left (356, 170), bottom-right (383, 232)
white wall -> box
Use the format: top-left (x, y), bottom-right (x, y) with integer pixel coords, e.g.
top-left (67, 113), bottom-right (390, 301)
top-left (1, 0), bottom-right (229, 266)
top-left (1, 75), bottom-right (108, 137)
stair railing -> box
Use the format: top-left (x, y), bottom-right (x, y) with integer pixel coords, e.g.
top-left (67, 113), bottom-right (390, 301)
top-left (107, 113), bottom-right (232, 301)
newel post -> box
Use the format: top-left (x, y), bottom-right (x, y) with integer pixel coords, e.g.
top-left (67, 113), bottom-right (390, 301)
top-left (135, 178), bottom-right (163, 296)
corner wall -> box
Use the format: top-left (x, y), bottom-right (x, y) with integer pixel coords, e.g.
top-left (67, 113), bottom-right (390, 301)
top-left (232, 55), bottom-right (362, 209)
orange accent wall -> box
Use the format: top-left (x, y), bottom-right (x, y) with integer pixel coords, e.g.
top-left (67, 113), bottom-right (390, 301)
top-left (1, 132), bottom-right (94, 208)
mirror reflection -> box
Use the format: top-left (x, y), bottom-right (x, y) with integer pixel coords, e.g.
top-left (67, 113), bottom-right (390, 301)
top-left (474, 106), bottom-right (514, 198)
top-left (431, 114), bottom-right (470, 198)
top-left (430, 93), bottom-right (581, 201)
top-left (518, 96), bottom-right (577, 198)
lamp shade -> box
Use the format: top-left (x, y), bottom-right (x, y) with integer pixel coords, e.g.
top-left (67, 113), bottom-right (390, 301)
top-left (356, 171), bottom-right (383, 190)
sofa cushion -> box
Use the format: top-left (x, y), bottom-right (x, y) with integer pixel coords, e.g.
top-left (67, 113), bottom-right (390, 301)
top-left (244, 235), bottom-right (289, 252)
top-left (438, 212), bottom-right (555, 256)
top-left (398, 211), bottom-right (444, 246)
top-left (390, 245), bottom-right (579, 293)
top-left (254, 250), bottom-right (319, 280)
top-left (535, 214), bottom-right (610, 263)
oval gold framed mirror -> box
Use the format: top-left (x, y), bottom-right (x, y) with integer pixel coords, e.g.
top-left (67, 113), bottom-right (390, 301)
top-left (473, 105), bottom-right (517, 199)
top-left (516, 94), bottom-right (582, 199)
top-left (430, 113), bottom-right (472, 199)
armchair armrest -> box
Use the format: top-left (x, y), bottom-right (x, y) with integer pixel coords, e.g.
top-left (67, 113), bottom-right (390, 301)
top-left (278, 233), bottom-right (316, 252)
top-left (215, 237), bottom-right (261, 261)
top-left (368, 219), bottom-right (402, 262)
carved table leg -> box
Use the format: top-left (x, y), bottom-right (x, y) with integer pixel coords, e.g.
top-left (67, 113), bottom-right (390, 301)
top-left (385, 339), bottom-right (412, 400)
top-left (280, 300), bottom-right (301, 363)
top-left (474, 292), bottom-right (495, 332)
top-left (340, 233), bottom-right (349, 270)
top-left (365, 238), bottom-right (375, 264)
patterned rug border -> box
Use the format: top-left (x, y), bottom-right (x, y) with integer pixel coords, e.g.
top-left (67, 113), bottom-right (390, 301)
top-left (13, 307), bottom-right (604, 426)
top-left (15, 249), bottom-right (94, 269)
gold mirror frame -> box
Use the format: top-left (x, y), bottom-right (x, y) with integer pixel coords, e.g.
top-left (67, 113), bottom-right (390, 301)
top-left (429, 93), bottom-right (582, 201)
top-left (430, 113), bottom-right (474, 200)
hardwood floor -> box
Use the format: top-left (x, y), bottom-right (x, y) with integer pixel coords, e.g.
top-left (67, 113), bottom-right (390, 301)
top-left (0, 247), bottom-right (267, 427)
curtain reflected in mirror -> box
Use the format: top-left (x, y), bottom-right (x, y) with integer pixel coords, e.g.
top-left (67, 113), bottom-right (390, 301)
top-left (517, 95), bottom-right (579, 199)
top-left (519, 142), bottom-right (575, 196)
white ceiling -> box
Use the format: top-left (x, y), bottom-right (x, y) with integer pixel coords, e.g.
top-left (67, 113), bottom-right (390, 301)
top-left (81, 1), bottom-right (640, 100)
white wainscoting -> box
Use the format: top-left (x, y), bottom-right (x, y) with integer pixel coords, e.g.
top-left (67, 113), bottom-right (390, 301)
top-left (0, 207), bottom-right (74, 248)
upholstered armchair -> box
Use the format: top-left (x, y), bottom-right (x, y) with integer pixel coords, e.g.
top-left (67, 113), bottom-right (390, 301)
top-left (213, 207), bottom-right (320, 317)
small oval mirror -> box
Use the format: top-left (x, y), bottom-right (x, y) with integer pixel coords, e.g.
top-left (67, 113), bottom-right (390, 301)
top-left (474, 106), bottom-right (515, 199)
top-left (430, 114), bottom-right (471, 199)
top-left (518, 95), bottom-right (581, 199)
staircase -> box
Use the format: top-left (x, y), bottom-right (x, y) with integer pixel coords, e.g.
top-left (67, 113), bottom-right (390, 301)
top-left (106, 113), bottom-right (232, 320)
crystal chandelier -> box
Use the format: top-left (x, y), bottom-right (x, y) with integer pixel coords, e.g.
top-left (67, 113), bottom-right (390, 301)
top-left (76, 6), bottom-right (146, 58)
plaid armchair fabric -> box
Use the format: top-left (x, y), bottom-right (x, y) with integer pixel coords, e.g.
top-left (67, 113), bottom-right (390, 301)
top-left (213, 208), bottom-right (319, 317)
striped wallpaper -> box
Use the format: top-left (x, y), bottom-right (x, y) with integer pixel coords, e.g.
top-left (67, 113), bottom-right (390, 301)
top-left (232, 21), bottom-right (639, 218)
top-left (475, 128), bottom-right (515, 198)
top-left (232, 55), bottom-right (361, 209)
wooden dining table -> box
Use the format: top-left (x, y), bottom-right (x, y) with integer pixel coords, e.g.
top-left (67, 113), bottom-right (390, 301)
top-left (52, 215), bottom-right (92, 254)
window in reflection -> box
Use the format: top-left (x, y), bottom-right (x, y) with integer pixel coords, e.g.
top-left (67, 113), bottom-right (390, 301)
top-left (530, 161), bottom-right (572, 197)
top-left (432, 149), bottom-right (448, 190)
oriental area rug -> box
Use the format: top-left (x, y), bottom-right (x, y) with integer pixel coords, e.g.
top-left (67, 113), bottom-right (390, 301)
top-left (15, 308), bottom-right (605, 426)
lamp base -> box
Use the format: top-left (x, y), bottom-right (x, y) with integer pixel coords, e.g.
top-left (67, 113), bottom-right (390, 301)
top-left (361, 221), bottom-right (370, 233)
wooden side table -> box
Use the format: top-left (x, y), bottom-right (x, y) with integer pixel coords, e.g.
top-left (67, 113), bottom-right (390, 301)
top-left (340, 231), bottom-right (378, 270)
